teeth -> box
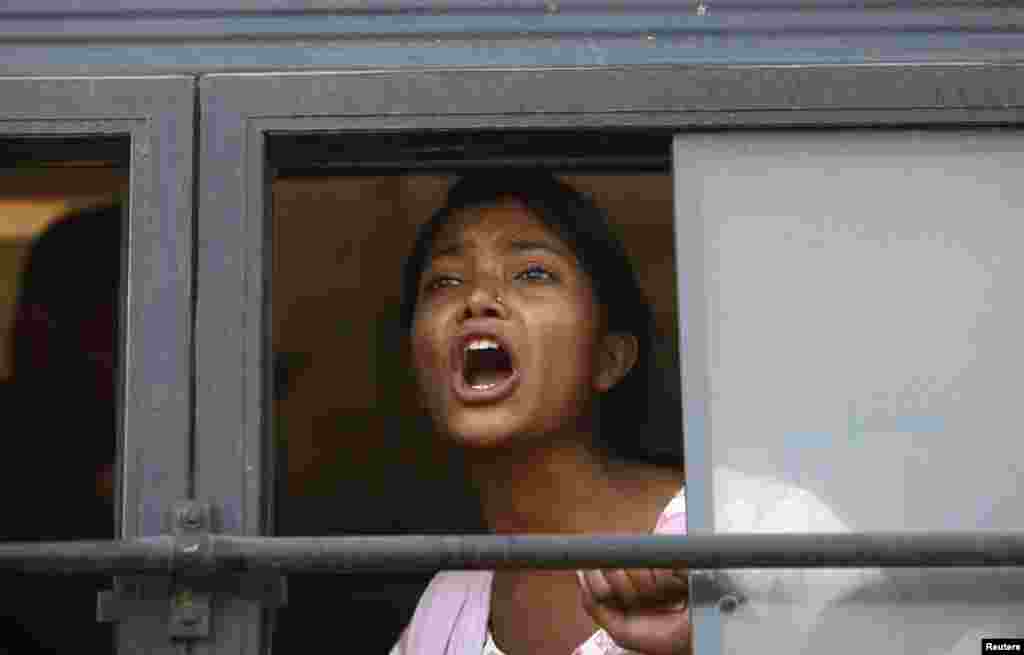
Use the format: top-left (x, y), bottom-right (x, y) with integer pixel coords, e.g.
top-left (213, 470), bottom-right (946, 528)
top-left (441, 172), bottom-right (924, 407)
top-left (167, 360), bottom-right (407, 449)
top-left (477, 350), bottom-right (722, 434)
top-left (466, 338), bottom-right (500, 351)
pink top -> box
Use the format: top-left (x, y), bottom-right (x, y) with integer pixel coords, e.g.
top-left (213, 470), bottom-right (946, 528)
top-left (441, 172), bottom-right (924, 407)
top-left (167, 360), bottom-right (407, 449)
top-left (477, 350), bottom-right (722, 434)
top-left (390, 487), bottom-right (687, 655)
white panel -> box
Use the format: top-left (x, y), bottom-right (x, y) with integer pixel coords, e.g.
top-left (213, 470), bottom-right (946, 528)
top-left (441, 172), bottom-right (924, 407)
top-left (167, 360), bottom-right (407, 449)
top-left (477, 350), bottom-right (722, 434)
top-left (675, 130), bottom-right (1024, 654)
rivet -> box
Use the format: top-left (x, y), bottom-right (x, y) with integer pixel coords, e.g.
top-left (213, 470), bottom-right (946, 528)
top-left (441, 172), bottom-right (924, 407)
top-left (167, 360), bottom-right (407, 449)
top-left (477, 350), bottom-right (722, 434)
top-left (718, 593), bottom-right (740, 613)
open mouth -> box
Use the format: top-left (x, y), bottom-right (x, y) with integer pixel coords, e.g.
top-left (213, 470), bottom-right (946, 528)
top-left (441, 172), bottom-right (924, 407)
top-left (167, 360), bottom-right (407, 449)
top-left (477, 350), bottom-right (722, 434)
top-left (464, 338), bottom-right (514, 389)
top-left (451, 333), bottom-right (520, 403)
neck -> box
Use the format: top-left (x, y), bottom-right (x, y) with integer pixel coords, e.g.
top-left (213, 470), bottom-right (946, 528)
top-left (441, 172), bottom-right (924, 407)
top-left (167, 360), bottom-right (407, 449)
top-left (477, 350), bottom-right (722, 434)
top-left (460, 427), bottom-right (683, 535)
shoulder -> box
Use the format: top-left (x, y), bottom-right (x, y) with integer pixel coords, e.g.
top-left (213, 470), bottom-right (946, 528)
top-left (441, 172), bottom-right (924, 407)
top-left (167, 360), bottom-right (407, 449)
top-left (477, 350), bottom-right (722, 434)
top-left (391, 570), bottom-right (494, 655)
top-left (653, 483), bottom-right (687, 534)
top-left (407, 569), bottom-right (493, 625)
top-left (421, 570), bottom-right (494, 600)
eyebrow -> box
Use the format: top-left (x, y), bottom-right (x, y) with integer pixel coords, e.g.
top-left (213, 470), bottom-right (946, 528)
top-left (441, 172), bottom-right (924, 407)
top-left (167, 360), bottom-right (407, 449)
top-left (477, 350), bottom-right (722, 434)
top-left (430, 239), bottom-right (570, 259)
top-left (431, 241), bottom-right (464, 258)
top-left (507, 239), bottom-right (570, 258)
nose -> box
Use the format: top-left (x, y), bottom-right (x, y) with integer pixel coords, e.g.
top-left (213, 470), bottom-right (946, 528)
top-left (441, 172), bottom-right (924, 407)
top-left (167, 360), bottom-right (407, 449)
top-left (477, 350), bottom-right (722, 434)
top-left (461, 282), bottom-right (506, 321)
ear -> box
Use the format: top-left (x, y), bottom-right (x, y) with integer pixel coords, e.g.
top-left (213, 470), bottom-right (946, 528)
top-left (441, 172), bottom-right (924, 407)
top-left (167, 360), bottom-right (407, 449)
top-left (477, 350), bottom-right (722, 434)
top-left (592, 331), bottom-right (639, 393)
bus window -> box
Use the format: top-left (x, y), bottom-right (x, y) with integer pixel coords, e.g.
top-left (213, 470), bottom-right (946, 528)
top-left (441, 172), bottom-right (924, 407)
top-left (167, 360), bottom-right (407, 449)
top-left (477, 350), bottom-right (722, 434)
top-left (674, 129), bottom-right (1024, 653)
top-left (266, 131), bottom-right (684, 653)
top-left (0, 137), bottom-right (127, 655)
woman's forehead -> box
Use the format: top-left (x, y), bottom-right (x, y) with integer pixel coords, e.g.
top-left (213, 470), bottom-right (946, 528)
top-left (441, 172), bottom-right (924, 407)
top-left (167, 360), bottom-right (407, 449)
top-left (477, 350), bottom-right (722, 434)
top-left (431, 198), bottom-right (567, 254)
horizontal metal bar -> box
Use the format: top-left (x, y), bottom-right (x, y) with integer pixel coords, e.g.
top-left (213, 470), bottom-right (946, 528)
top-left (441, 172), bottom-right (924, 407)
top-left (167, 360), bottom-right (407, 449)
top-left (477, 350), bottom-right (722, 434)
top-left (272, 156), bottom-right (671, 177)
top-left (0, 537), bottom-right (178, 575)
top-left (3, 533), bottom-right (1024, 575)
top-left (0, 0), bottom-right (1013, 17)
top-left (4, 12), bottom-right (1024, 43)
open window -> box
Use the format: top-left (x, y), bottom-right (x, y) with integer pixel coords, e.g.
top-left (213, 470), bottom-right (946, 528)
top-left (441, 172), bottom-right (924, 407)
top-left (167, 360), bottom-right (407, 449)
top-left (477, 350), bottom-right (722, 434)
top-left (265, 130), bottom-right (683, 651)
top-left (195, 65), bottom-right (1024, 655)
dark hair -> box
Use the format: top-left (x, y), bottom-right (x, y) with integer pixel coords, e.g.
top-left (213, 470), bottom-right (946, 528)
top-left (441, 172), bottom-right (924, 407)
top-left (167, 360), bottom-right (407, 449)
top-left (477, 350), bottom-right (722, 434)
top-left (5, 203), bottom-right (122, 540)
top-left (11, 203), bottom-right (122, 383)
top-left (400, 170), bottom-right (682, 466)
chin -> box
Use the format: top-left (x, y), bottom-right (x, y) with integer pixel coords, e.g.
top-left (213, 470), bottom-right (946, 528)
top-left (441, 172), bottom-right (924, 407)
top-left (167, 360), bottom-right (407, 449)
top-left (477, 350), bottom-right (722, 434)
top-left (442, 411), bottom-right (530, 449)
top-left (444, 424), bottom-right (519, 449)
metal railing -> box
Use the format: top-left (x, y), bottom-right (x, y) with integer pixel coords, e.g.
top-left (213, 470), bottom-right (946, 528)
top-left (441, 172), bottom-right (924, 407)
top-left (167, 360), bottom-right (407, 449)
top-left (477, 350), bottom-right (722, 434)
top-left (3, 532), bottom-right (1024, 576)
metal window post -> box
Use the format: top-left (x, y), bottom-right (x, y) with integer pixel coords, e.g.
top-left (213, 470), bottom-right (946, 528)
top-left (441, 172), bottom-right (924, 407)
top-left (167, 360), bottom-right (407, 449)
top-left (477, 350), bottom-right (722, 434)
top-left (95, 502), bottom-right (287, 642)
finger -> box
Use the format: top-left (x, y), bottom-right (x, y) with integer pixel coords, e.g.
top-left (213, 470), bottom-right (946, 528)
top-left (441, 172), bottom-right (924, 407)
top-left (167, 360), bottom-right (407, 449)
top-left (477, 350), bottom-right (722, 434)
top-left (576, 570), bottom-right (594, 604)
top-left (581, 569), bottom-right (618, 607)
top-left (616, 569), bottom-right (688, 609)
top-left (578, 575), bottom-right (629, 634)
top-left (581, 593), bottom-right (692, 655)
top-left (603, 569), bottom-right (644, 608)
top-left (583, 569), bottom-right (688, 609)
top-left (577, 570), bottom-right (597, 611)
top-left (649, 569), bottom-right (690, 608)
top-left (621, 568), bottom-right (659, 602)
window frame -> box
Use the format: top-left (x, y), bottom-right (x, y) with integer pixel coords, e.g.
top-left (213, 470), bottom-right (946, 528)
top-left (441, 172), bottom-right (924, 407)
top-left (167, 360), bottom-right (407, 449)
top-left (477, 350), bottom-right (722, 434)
top-left (0, 75), bottom-right (194, 653)
top-left (196, 63), bottom-right (1024, 654)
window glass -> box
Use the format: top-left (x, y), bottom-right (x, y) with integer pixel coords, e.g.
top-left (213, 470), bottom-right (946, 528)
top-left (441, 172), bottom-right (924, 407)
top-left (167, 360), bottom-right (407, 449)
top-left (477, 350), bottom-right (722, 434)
top-left (0, 137), bottom-right (128, 654)
top-left (267, 131), bottom-right (684, 652)
top-left (675, 129), bottom-right (1024, 654)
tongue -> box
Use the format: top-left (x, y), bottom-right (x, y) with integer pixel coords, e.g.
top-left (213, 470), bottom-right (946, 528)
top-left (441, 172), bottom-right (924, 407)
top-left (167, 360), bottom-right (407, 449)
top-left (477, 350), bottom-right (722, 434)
top-left (468, 368), bottom-right (511, 388)
top-left (465, 349), bottom-right (513, 388)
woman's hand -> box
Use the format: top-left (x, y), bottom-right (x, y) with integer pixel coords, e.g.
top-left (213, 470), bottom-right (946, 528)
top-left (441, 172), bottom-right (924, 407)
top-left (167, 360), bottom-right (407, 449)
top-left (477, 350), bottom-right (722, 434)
top-left (577, 569), bottom-right (691, 655)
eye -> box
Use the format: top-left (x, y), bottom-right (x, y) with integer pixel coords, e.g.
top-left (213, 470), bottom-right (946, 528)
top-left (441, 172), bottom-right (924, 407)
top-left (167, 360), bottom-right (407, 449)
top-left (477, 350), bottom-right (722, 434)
top-left (515, 264), bottom-right (557, 283)
top-left (424, 275), bottom-right (462, 292)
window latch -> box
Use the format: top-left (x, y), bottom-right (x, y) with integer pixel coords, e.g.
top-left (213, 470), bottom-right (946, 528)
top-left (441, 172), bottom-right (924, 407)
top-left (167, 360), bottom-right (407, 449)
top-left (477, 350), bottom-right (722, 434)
top-left (96, 501), bottom-right (288, 641)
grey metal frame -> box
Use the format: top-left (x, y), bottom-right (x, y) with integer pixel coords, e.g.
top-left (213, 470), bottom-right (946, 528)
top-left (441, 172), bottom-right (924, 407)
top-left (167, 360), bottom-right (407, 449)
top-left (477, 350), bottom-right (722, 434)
top-left (3, 3), bottom-right (1024, 76)
top-left (0, 76), bottom-right (194, 654)
top-left (194, 63), bottom-right (1024, 654)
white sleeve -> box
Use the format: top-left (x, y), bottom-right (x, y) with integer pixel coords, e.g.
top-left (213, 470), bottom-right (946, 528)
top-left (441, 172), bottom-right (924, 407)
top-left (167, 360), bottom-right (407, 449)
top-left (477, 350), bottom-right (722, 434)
top-left (714, 468), bottom-right (884, 650)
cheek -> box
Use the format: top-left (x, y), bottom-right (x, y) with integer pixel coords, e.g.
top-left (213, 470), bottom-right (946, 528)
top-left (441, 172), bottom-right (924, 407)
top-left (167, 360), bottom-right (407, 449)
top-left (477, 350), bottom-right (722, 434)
top-left (410, 323), bottom-right (446, 387)
top-left (534, 301), bottom-right (600, 387)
